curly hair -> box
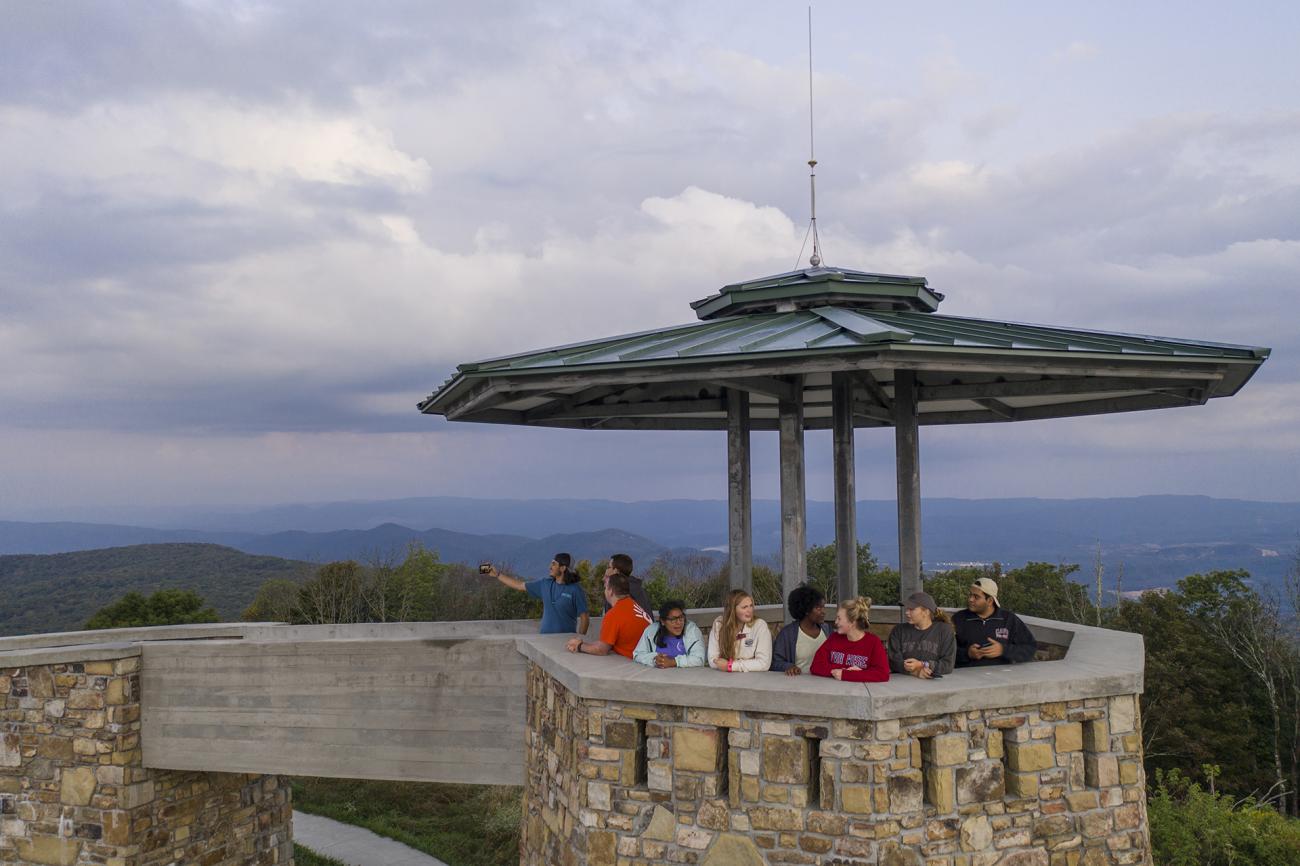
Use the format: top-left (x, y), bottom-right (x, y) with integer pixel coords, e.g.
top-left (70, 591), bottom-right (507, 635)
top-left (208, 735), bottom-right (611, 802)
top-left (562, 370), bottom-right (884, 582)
top-left (839, 596), bottom-right (872, 632)
top-left (786, 585), bottom-right (824, 622)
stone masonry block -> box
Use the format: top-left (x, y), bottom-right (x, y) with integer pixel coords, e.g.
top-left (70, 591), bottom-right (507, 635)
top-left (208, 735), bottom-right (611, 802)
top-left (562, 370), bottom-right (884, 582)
top-left (925, 734), bottom-right (968, 767)
top-left (673, 727), bottom-right (720, 773)
top-left (1084, 754), bottom-right (1119, 788)
top-left (748, 806), bottom-right (804, 831)
top-left (688, 708), bottom-right (741, 728)
top-left (924, 766), bottom-right (955, 813)
top-left (59, 767), bottom-right (96, 806)
top-left (889, 769), bottom-right (924, 813)
top-left (987, 729), bottom-right (1004, 760)
top-left (762, 737), bottom-right (810, 784)
top-left (1006, 741), bottom-right (1054, 773)
top-left (1083, 719), bottom-right (1109, 754)
top-left (1108, 696), bottom-right (1136, 734)
top-left (841, 785), bottom-right (873, 814)
top-left (956, 761), bottom-right (1005, 804)
top-left (1006, 771), bottom-right (1040, 799)
top-left (1054, 723), bottom-right (1083, 753)
top-left (604, 721), bottom-right (638, 749)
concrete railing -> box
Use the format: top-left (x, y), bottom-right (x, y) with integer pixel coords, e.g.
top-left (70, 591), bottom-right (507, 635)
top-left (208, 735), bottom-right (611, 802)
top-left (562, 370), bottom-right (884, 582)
top-left (0, 612), bottom-right (1127, 788)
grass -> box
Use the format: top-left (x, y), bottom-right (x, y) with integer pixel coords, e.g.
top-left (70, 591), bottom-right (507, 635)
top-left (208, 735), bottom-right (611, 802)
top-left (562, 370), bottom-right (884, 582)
top-left (291, 777), bottom-right (522, 866)
top-left (293, 844), bottom-right (349, 866)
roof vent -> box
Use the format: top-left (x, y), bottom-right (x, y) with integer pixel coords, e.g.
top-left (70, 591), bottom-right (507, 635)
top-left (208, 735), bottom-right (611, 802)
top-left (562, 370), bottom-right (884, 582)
top-left (690, 267), bottom-right (943, 320)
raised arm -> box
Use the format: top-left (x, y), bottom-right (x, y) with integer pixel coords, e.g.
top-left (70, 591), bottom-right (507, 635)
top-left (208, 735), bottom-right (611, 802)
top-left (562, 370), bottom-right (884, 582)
top-left (489, 567), bottom-right (526, 592)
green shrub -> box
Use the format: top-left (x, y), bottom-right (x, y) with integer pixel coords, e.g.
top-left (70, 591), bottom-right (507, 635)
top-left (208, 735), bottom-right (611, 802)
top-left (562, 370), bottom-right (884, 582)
top-left (1149, 769), bottom-right (1300, 866)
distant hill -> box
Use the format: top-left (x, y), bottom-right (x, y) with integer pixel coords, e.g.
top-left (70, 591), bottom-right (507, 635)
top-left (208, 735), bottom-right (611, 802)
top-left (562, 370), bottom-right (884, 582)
top-left (240, 524), bottom-right (682, 578)
top-left (0, 495), bottom-right (1295, 593)
top-left (0, 521), bottom-right (253, 555)
top-left (0, 544), bottom-right (312, 637)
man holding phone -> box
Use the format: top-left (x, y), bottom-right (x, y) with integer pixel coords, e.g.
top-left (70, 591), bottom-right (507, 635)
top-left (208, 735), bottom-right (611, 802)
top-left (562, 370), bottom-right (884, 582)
top-left (952, 578), bottom-right (1037, 667)
top-left (485, 553), bottom-right (589, 636)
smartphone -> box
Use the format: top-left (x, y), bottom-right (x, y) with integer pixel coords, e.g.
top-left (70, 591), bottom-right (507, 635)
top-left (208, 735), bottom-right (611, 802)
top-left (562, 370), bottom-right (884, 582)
top-left (479, 562), bottom-right (492, 574)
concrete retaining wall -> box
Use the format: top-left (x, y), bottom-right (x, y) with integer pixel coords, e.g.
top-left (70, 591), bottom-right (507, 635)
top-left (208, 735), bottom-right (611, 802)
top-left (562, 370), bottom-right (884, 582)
top-left (140, 632), bottom-right (530, 786)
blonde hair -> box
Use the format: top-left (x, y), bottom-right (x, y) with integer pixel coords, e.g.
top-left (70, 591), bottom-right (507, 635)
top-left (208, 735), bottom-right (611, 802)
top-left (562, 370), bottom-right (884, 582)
top-left (839, 596), bottom-right (872, 632)
top-left (716, 589), bottom-right (752, 662)
top-left (933, 608), bottom-right (952, 624)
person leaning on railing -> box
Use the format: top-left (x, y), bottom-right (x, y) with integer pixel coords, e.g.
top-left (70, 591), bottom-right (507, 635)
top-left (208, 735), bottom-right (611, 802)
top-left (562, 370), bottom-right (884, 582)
top-left (707, 589), bottom-right (773, 672)
top-left (771, 584), bottom-right (831, 677)
top-left (809, 596), bottom-right (890, 683)
top-left (565, 571), bottom-right (651, 658)
top-left (633, 599), bottom-right (706, 668)
top-left (887, 591), bottom-right (956, 679)
top-left (952, 578), bottom-right (1038, 667)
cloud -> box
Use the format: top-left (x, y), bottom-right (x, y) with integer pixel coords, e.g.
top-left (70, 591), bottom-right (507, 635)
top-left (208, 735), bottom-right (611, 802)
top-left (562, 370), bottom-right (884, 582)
top-left (1, 1), bottom-right (1297, 507)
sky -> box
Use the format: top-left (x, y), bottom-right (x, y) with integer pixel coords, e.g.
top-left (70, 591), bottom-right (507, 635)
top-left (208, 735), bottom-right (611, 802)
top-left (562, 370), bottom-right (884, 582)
top-left (2, 0), bottom-right (1298, 520)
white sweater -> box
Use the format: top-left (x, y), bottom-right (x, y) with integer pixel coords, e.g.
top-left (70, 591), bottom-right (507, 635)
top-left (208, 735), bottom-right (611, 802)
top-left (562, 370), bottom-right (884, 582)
top-left (706, 616), bottom-right (773, 672)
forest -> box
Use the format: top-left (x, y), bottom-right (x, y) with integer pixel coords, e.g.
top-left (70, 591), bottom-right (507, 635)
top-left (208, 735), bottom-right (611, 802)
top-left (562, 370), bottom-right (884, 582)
top-left (94, 542), bottom-right (1300, 865)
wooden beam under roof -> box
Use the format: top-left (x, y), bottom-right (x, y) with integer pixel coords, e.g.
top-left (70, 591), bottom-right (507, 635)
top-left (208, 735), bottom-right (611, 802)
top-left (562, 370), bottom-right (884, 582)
top-left (917, 374), bottom-right (1221, 402)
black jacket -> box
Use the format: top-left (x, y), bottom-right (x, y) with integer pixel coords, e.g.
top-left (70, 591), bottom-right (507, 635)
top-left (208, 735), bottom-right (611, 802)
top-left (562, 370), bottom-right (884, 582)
top-left (771, 621), bottom-right (833, 672)
top-left (603, 575), bottom-right (652, 617)
top-left (952, 606), bottom-right (1038, 667)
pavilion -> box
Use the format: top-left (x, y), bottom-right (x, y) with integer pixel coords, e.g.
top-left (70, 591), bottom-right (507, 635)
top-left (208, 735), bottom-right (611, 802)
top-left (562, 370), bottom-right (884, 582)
top-left (419, 266), bottom-right (1269, 603)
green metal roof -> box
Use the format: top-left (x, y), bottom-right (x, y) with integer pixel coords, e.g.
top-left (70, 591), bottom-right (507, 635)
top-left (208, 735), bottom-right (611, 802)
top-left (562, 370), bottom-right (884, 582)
top-left (419, 266), bottom-right (1270, 429)
top-left (690, 267), bottom-right (943, 318)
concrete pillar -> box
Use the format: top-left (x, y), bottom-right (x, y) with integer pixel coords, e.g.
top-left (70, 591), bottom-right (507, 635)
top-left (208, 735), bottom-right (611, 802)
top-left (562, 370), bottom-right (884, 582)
top-left (778, 377), bottom-right (807, 607)
top-left (894, 370), bottom-right (923, 599)
top-left (831, 372), bottom-right (857, 604)
top-left (727, 388), bottom-right (753, 594)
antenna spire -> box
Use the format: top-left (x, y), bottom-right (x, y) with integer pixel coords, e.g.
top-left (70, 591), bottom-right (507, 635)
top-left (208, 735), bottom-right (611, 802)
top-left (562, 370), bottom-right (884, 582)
top-left (806, 5), bottom-right (823, 269)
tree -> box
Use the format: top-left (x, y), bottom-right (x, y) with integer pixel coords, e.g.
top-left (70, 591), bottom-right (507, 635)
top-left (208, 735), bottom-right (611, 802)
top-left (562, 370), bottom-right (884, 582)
top-left (242, 579), bottom-right (300, 622)
top-left (86, 588), bottom-right (218, 630)
top-left (296, 561), bottom-right (366, 624)
top-left (805, 541), bottom-right (895, 604)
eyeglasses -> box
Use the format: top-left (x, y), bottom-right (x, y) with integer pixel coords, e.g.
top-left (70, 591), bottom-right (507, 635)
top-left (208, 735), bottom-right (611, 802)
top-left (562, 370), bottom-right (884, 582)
top-left (663, 614), bottom-right (686, 623)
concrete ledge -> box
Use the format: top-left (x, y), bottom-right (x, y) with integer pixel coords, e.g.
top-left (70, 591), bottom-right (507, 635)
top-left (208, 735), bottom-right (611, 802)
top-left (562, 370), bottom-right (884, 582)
top-left (0, 622), bottom-right (272, 652)
top-left (0, 641), bottom-right (142, 667)
top-left (514, 614), bottom-right (1140, 721)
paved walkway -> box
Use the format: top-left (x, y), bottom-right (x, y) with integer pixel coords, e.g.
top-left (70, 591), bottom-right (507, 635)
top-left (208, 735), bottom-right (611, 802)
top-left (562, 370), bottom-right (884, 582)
top-left (294, 811), bottom-right (450, 866)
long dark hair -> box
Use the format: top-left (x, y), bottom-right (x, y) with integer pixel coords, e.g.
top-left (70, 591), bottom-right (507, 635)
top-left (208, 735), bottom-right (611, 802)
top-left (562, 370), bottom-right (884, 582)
top-left (656, 599), bottom-right (686, 649)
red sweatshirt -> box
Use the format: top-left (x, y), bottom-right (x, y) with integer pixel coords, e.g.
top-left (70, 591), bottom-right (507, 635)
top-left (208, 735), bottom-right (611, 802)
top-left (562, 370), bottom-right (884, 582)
top-left (810, 631), bottom-right (891, 683)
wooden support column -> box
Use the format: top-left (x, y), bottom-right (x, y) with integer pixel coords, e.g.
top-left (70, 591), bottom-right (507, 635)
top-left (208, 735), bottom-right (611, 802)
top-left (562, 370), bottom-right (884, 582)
top-left (778, 377), bottom-right (806, 604)
top-left (831, 372), bottom-right (857, 604)
top-left (894, 369), bottom-right (923, 599)
top-left (726, 388), bottom-right (753, 594)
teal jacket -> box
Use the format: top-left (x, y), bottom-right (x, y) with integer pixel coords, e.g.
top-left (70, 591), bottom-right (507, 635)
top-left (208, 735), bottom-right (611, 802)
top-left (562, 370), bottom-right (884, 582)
top-left (633, 621), bottom-right (707, 668)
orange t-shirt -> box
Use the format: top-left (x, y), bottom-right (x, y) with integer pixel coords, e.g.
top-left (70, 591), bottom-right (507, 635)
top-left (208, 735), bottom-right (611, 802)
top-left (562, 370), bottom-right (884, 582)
top-left (600, 596), bottom-right (652, 659)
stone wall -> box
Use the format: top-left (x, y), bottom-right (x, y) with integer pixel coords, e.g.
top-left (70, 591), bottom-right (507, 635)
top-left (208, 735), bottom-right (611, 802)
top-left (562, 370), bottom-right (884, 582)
top-left (521, 664), bottom-right (1150, 866)
top-left (1, 652), bottom-right (291, 866)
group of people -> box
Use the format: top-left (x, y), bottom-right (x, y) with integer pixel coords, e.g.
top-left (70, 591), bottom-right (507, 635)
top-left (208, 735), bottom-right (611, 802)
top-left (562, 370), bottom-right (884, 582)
top-left (487, 552), bottom-right (1037, 682)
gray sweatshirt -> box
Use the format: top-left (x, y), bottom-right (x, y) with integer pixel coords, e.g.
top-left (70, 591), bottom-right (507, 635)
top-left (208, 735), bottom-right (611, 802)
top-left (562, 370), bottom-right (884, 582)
top-left (886, 621), bottom-right (957, 676)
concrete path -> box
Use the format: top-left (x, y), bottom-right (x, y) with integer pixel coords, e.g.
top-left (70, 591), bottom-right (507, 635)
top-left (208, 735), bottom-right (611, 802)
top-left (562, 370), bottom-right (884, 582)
top-left (294, 811), bottom-right (450, 866)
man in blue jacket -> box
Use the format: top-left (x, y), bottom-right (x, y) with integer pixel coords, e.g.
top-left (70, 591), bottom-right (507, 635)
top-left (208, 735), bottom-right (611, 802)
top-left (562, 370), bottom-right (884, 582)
top-left (952, 578), bottom-right (1038, 667)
